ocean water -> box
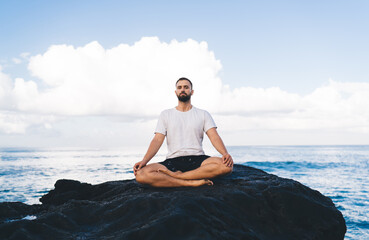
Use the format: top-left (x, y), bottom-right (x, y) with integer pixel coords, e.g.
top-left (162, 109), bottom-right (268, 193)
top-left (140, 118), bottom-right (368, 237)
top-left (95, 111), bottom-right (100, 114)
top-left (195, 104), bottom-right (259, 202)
top-left (0, 145), bottom-right (368, 239)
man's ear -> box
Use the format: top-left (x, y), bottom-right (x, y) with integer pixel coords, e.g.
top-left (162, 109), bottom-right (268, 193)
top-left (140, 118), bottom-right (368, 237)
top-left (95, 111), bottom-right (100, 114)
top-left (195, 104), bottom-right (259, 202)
top-left (191, 90), bottom-right (194, 95)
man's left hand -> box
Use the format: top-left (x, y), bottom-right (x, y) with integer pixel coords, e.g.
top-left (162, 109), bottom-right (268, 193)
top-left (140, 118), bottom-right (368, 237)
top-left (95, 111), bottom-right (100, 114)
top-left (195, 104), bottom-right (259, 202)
top-left (222, 153), bottom-right (233, 168)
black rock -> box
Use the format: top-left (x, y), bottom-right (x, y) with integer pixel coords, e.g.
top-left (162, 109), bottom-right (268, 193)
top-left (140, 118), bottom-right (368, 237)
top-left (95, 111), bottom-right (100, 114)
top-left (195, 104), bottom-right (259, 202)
top-left (0, 164), bottom-right (346, 240)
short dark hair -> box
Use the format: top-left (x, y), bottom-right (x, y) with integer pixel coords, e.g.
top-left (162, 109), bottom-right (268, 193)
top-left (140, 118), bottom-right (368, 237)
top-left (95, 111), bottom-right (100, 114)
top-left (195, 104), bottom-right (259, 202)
top-left (175, 77), bottom-right (193, 89)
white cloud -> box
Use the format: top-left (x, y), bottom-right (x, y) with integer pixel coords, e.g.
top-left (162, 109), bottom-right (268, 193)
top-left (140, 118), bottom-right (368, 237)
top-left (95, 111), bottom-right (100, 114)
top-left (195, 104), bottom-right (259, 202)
top-left (20, 52), bottom-right (30, 59)
top-left (214, 80), bottom-right (369, 133)
top-left (0, 37), bottom-right (369, 145)
top-left (0, 110), bottom-right (56, 134)
top-left (0, 111), bottom-right (28, 134)
top-left (9, 52), bottom-right (31, 65)
top-left (0, 66), bottom-right (14, 109)
top-left (216, 86), bottom-right (300, 115)
top-left (22, 37), bottom-right (222, 116)
top-left (12, 58), bottom-right (22, 64)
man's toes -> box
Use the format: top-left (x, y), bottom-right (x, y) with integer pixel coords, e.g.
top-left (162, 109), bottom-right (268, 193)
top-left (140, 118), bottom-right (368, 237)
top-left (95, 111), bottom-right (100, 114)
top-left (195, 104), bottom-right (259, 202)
top-left (206, 179), bottom-right (213, 186)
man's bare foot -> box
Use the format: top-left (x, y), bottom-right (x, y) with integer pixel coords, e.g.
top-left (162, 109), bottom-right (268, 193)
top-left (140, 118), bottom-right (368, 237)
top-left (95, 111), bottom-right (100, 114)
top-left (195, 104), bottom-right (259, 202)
top-left (189, 179), bottom-right (213, 187)
top-left (204, 179), bottom-right (214, 186)
top-left (157, 169), bottom-right (213, 187)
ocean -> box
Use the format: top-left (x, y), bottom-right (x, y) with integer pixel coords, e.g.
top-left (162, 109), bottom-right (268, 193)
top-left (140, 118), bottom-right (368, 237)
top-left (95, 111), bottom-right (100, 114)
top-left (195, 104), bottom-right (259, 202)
top-left (0, 145), bottom-right (368, 239)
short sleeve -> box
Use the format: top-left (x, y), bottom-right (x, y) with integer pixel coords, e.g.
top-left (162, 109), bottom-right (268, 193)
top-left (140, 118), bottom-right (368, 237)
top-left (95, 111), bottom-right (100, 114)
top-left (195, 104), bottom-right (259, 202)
top-left (155, 111), bottom-right (167, 135)
top-left (204, 110), bottom-right (217, 133)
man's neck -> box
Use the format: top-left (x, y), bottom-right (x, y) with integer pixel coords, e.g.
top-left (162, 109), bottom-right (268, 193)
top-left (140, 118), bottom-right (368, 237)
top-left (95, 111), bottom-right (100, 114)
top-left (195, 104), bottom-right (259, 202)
top-left (176, 101), bottom-right (192, 112)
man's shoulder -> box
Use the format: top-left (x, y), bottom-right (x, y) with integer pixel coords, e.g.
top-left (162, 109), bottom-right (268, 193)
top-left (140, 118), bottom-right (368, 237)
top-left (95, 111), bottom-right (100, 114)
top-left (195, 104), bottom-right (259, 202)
top-left (192, 106), bottom-right (206, 112)
top-left (158, 108), bottom-right (175, 118)
top-left (192, 106), bottom-right (212, 115)
top-left (160, 108), bottom-right (175, 114)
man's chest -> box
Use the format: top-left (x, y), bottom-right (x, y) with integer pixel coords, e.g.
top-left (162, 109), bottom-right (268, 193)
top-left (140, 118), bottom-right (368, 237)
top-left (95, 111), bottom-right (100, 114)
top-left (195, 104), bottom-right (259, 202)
top-left (166, 113), bottom-right (204, 133)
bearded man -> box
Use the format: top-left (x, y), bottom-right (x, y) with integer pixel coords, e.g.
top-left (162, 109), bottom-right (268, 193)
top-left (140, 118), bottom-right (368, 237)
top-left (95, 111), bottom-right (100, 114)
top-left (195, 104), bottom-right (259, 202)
top-left (133, 77), bottom-right (233, 187)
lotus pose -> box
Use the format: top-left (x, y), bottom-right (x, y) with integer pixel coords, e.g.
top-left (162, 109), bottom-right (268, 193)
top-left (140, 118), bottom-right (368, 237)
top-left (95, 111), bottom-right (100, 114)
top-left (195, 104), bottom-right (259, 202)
top-left (133, 77), bottom-right (233, 187)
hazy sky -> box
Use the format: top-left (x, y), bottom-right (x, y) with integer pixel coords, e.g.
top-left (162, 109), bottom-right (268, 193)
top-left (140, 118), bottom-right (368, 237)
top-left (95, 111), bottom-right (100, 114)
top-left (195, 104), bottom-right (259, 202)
top-left (1, 0), bottom-right (369, 149)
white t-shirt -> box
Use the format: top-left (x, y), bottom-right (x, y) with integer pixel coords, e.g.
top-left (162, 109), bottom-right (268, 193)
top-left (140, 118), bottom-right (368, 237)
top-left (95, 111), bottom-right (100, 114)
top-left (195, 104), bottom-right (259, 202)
top-left (155, 106), bottom-right (217, 159)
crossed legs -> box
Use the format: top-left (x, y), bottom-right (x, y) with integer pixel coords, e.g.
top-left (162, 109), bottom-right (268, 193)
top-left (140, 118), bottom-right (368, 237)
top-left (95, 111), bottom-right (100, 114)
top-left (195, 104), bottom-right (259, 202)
top-left (135, 163), bottom-right (213, 187)
top-left (159, 157), bottom-right (232, 180)
top-left (135, 157), bottom-right (232, 187)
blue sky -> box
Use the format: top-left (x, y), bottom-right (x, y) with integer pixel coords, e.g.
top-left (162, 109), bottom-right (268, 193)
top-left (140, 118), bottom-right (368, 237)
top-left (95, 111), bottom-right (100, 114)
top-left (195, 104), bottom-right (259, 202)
top-left (1, 1), bottom-right (369, 148)
top-left (2, 0), bottom-right (369, 93)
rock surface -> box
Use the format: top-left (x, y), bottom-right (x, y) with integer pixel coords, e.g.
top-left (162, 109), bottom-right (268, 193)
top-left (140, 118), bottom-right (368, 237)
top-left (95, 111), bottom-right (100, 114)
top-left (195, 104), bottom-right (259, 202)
top-left (0, 164), bottom-right (346, 240)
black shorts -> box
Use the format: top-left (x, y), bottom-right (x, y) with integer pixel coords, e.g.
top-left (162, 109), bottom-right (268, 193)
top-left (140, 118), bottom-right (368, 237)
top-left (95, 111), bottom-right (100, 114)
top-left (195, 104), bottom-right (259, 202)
top-left (160, 155), bottom-right (210, 172)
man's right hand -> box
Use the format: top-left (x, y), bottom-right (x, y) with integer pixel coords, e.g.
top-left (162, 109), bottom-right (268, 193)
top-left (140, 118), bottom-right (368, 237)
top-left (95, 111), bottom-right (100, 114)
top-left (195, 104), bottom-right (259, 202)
top-left (133, 161), bottom-right (147, 176)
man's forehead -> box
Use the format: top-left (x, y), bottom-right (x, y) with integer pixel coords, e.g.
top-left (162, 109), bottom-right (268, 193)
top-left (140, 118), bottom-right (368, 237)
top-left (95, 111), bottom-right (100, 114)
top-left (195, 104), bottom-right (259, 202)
top-left (176, 80), bottom-right (191, 86)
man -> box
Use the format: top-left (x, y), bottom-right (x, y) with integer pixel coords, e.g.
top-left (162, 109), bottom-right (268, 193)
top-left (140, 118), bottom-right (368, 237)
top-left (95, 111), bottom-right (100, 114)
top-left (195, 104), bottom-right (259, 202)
top-left (133, 77), bottom-right (233, 187)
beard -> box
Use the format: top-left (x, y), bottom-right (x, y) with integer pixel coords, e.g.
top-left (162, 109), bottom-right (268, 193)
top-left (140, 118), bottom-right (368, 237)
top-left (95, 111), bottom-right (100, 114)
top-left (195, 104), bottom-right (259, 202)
top-left (177, 92), bottom-right (191, 102)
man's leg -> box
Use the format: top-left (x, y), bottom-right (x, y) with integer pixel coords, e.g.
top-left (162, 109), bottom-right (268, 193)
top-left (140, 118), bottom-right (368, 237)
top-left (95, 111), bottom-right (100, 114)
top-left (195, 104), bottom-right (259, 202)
top-left (135, 163), bottom-right (213, 187)
top-left (159, 157), bottom-right (232, 180)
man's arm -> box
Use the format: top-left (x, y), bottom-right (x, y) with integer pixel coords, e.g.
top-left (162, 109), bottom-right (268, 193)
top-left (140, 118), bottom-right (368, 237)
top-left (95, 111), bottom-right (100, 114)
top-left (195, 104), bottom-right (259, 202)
top-left (206, 127), bottom-right (233, 167)
top-left (133, 133), bottom-right (165, 175)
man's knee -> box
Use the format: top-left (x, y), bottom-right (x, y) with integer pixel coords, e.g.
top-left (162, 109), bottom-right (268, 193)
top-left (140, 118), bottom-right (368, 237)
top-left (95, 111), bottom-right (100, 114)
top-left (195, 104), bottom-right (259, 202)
top-left (216, 159), bottom-right (232, 175)
top-left (221, 164), bottom-right (233, 175)
top-left (204, 157), bottom-right (233, 175)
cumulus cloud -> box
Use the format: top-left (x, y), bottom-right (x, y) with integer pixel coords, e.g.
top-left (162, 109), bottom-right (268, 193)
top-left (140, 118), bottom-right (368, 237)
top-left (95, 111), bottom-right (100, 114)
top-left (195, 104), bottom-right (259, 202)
top-left (0, 37), bottom-right (369, 139)
top-left (21, 37), bottom-right (222, 116)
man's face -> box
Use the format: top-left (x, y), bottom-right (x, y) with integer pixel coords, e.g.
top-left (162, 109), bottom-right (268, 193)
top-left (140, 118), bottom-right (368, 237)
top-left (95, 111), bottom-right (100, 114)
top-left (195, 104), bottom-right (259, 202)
top-left (175, 80), bottom-right (193, 102)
